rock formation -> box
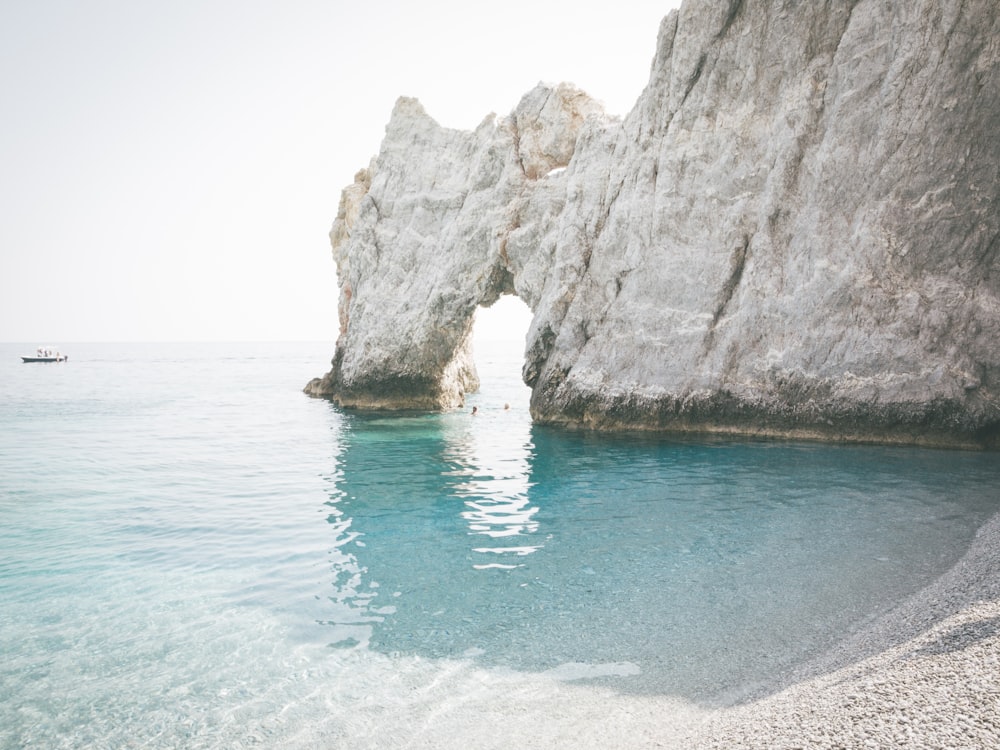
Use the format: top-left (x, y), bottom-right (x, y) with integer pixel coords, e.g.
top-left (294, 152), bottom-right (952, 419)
top-left (306, 0), bottom-right (1000, 449)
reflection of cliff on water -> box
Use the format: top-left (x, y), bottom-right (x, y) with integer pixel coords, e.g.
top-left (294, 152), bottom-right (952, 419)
top-left (318, 406), bottom-right (542, 659)
top-left (444, 405), bottom-right (540, 569)
top-left (313, 415), bottom-right (388, 650)
top-left (319, 409), bottom-right (1000, 702)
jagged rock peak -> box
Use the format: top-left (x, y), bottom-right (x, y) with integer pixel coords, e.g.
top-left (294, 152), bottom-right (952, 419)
top-left (307, 0), bottom-right (1000, 449)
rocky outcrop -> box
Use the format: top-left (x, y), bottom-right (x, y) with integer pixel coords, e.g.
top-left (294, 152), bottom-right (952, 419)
top-left (306, 0), bottom-right (1000, 449)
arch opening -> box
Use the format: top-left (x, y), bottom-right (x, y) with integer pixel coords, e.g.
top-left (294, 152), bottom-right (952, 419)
top-left (469, 295), bottom-right (533, 414)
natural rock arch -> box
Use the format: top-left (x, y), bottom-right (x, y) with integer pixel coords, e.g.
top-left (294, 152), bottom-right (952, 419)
top-left (304, 82), bottom-right (603, 410)
top-left (308, 1), bottom-right (1000, 449)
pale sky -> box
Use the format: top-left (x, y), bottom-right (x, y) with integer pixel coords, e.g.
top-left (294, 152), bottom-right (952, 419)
top-left (0, 1), bottom-right (680, 343)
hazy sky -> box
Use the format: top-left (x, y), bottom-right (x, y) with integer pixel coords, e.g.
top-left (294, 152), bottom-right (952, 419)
top-left (1, 1), bottom-right (680, 344)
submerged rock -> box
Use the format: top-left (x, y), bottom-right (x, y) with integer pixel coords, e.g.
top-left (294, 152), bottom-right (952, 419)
top-left (306, 0), bottom-right (1000, 449)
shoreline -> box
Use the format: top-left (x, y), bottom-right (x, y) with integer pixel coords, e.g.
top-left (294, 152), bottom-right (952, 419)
top-left (323, 509), bottom-right (1000, 750)
top-left (682, 509), bottom-right (1000, 747)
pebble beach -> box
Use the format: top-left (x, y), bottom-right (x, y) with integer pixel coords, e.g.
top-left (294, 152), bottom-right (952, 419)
top-left (686, 510), bottom-right (1000, 748)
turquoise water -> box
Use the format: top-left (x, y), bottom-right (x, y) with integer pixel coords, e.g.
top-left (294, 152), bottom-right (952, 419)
top-left (1, 341), bottom-right (998, 748)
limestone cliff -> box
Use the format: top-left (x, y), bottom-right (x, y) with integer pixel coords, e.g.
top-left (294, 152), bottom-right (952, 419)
top-left (306, 0), bottom-right (1000, 449)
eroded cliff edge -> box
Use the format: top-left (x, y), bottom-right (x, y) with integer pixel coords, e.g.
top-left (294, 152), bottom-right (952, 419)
top-left (306, 0), bottom-right (1000, 449)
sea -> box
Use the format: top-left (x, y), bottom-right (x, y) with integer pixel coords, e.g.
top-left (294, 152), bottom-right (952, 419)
top-left (1, 339), bottom-right (998, 749)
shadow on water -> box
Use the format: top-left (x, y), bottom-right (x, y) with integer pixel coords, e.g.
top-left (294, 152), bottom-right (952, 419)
top-left (315, 406), bottom-right (1000, 706)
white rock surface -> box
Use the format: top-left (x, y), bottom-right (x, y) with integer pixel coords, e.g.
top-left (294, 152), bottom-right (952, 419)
top-left (307, 0), bottom-right (1000, 448)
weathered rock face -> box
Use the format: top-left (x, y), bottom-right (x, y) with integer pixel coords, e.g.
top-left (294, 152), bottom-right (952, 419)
top-left (306, 0), bottom-right (1000, 449)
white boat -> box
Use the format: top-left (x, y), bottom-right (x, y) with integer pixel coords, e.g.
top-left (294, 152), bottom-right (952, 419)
top-left (22, 347), bottom-right (67, 363)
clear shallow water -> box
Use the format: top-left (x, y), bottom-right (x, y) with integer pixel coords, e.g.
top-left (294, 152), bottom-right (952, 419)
top-left (1, 341), bottom-right (998, 747)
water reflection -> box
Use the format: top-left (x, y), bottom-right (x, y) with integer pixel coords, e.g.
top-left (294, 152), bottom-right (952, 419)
top-left (316, 404), bottom-right (546, 660)
top-left (316, 500), bottom-right (393, 649)
top-left (314, 418), bottom-right (387, 650)
top-left (443, 407), bottom-right (540, 569)
top-left (316, 403), bottom-right (1000, 703)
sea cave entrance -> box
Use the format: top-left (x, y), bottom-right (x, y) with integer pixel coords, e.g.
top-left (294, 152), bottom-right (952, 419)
top-left (470, 294), bottom-right (533, 413)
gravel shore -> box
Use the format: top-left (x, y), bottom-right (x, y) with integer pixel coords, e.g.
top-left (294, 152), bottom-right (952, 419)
top-left (682, 510), bottom-right (1000, 748)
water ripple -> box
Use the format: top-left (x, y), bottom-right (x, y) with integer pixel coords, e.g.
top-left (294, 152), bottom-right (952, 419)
top-left (1, 341), bottom-right (998, 749)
